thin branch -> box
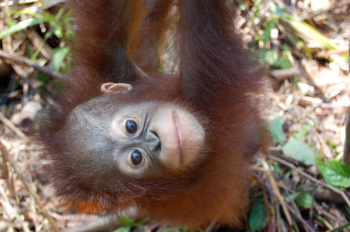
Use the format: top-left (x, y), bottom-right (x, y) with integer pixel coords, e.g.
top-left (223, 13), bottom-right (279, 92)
top-left (284, 204), bottom-right (315, 232)
top-left (0, 112), bottom-right (26, 139)
top-left (204, 217), bottom-right (217, 232)
top-left (343, 115), bottom-right (350, 164)
top-left (330, 221), bottom-right (350, 232)
top-left (0, 49), bottom-right (66, 80)
top-left (269, 156), bottom-right (350, 208)
top-left (251, 170), bottom-right (275, 232)
top-left (281, 185), bottom-right (312, 232)
top-left (261, 160), bottom-right (293, 226)
top-left (253, 168), bottom-right (315, 232)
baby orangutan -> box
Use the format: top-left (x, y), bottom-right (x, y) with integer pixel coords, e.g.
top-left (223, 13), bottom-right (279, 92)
top-left (39, 0), bottom-right (268, 229)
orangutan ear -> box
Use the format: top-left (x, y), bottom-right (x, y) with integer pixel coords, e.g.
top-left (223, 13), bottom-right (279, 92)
top-left (101, 83), bottom-right (133, 94)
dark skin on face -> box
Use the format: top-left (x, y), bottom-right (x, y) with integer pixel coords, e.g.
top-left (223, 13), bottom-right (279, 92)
top-left (102, 83), bottom-right (205, 176)
top-left (105, 101), bottom-right (204, 176)
top-left (64, 83), bottom-right (205, 179)
top-left (38, 0), bottom-right (269, 229)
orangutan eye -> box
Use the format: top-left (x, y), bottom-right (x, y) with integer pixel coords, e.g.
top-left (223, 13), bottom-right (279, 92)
top-left (130, 150), bottom-right (142, 166)
top-left (126, 120), bottom-right (137, 134)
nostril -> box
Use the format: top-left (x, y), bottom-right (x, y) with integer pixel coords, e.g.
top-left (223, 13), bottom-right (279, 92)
top-left (150, 130), bottom-right (158, 137)
top-left (147, 130), bottom-right (161, 153)
top-left (154, 141), bottom-right (161, 154)
top-left (155, 137), bottom-right (161, 148)
top-left (147, 130), bottom-right (159, 141)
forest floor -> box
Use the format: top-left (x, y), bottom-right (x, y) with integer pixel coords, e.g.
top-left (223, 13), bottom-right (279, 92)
top-left (0, 0), bottom-right (349, 231)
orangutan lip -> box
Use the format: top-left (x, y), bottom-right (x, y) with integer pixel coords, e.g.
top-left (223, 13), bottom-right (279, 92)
top-left (172, 111), bottom-right (183, 164)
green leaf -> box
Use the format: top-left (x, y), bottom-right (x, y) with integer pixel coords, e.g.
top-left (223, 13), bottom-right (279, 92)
top-left (317, 158), bottom-right (350, 188)
top-left (326, 140), bottom-right (337, 149)
top-left (264, 49), bottom-right (278, 66)
top-left (274, 45), bottom-right (293, 69)
top-left (238, 2), bottom-right (246, 11)
top-left (331, 221), bottom-right (350, 232)
top-left (295, 193), bottom-right (314, 208)
top-left (118, 216), bottom-right (134, 227)
top-left (262, 20), bottom-right (275, 45)
top-left (249, 198), bottom-right (267, 230)
top-left (253, 0), bottom-right (262, 7)
top-left (273, 163), bottom-right (281, 176)
top-left (270, 6), bottom-right (337, 50)
top-left (328, 160), bottom-right (350, 177)
top-left (117, 216), bottom-right (148, 230)
top-left (53, 47), bottom-right (70, 72)
top-left (288, 192), bottom-right (314, 208)
top-left (0, 17), bottom-right (52, 39)
top-left (37, 73), bottom-right (50, 84)
top-left (282, 138), bottom-right (316, 165)
top-left (268, 117), bottom-right (286, 144)
top-left (270, 5), bottom-right (284, 18)
top-left (283, 14), bottom-right (337, 50)
top-left (54, 25), bottom-right (64, 38)
top-left (133, 218), bottom-right (149, 227)
top-left (294, 124), bottom-right (312, 140)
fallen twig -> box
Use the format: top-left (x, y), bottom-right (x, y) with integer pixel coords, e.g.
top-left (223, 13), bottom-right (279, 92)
top-left (284, 203), bottom-right (315, 232)
top-left (0, 112), bottom-right (26, 139)
top-left (251, 170), bottom-right (276, 232)
top-left (269, 156), bottom-right (350, 208)
top-left (252, 168), bottom-right (315, 232)
top-left (204, 217), bottom-right (217, 232)
top-left (261, 160), bottom-right (293, 226)
top-left (0, 49), bottom-right (66, 80)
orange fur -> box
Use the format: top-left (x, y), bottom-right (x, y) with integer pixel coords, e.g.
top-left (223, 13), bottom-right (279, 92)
top-left (38, 0), bottom-right (269, 229)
